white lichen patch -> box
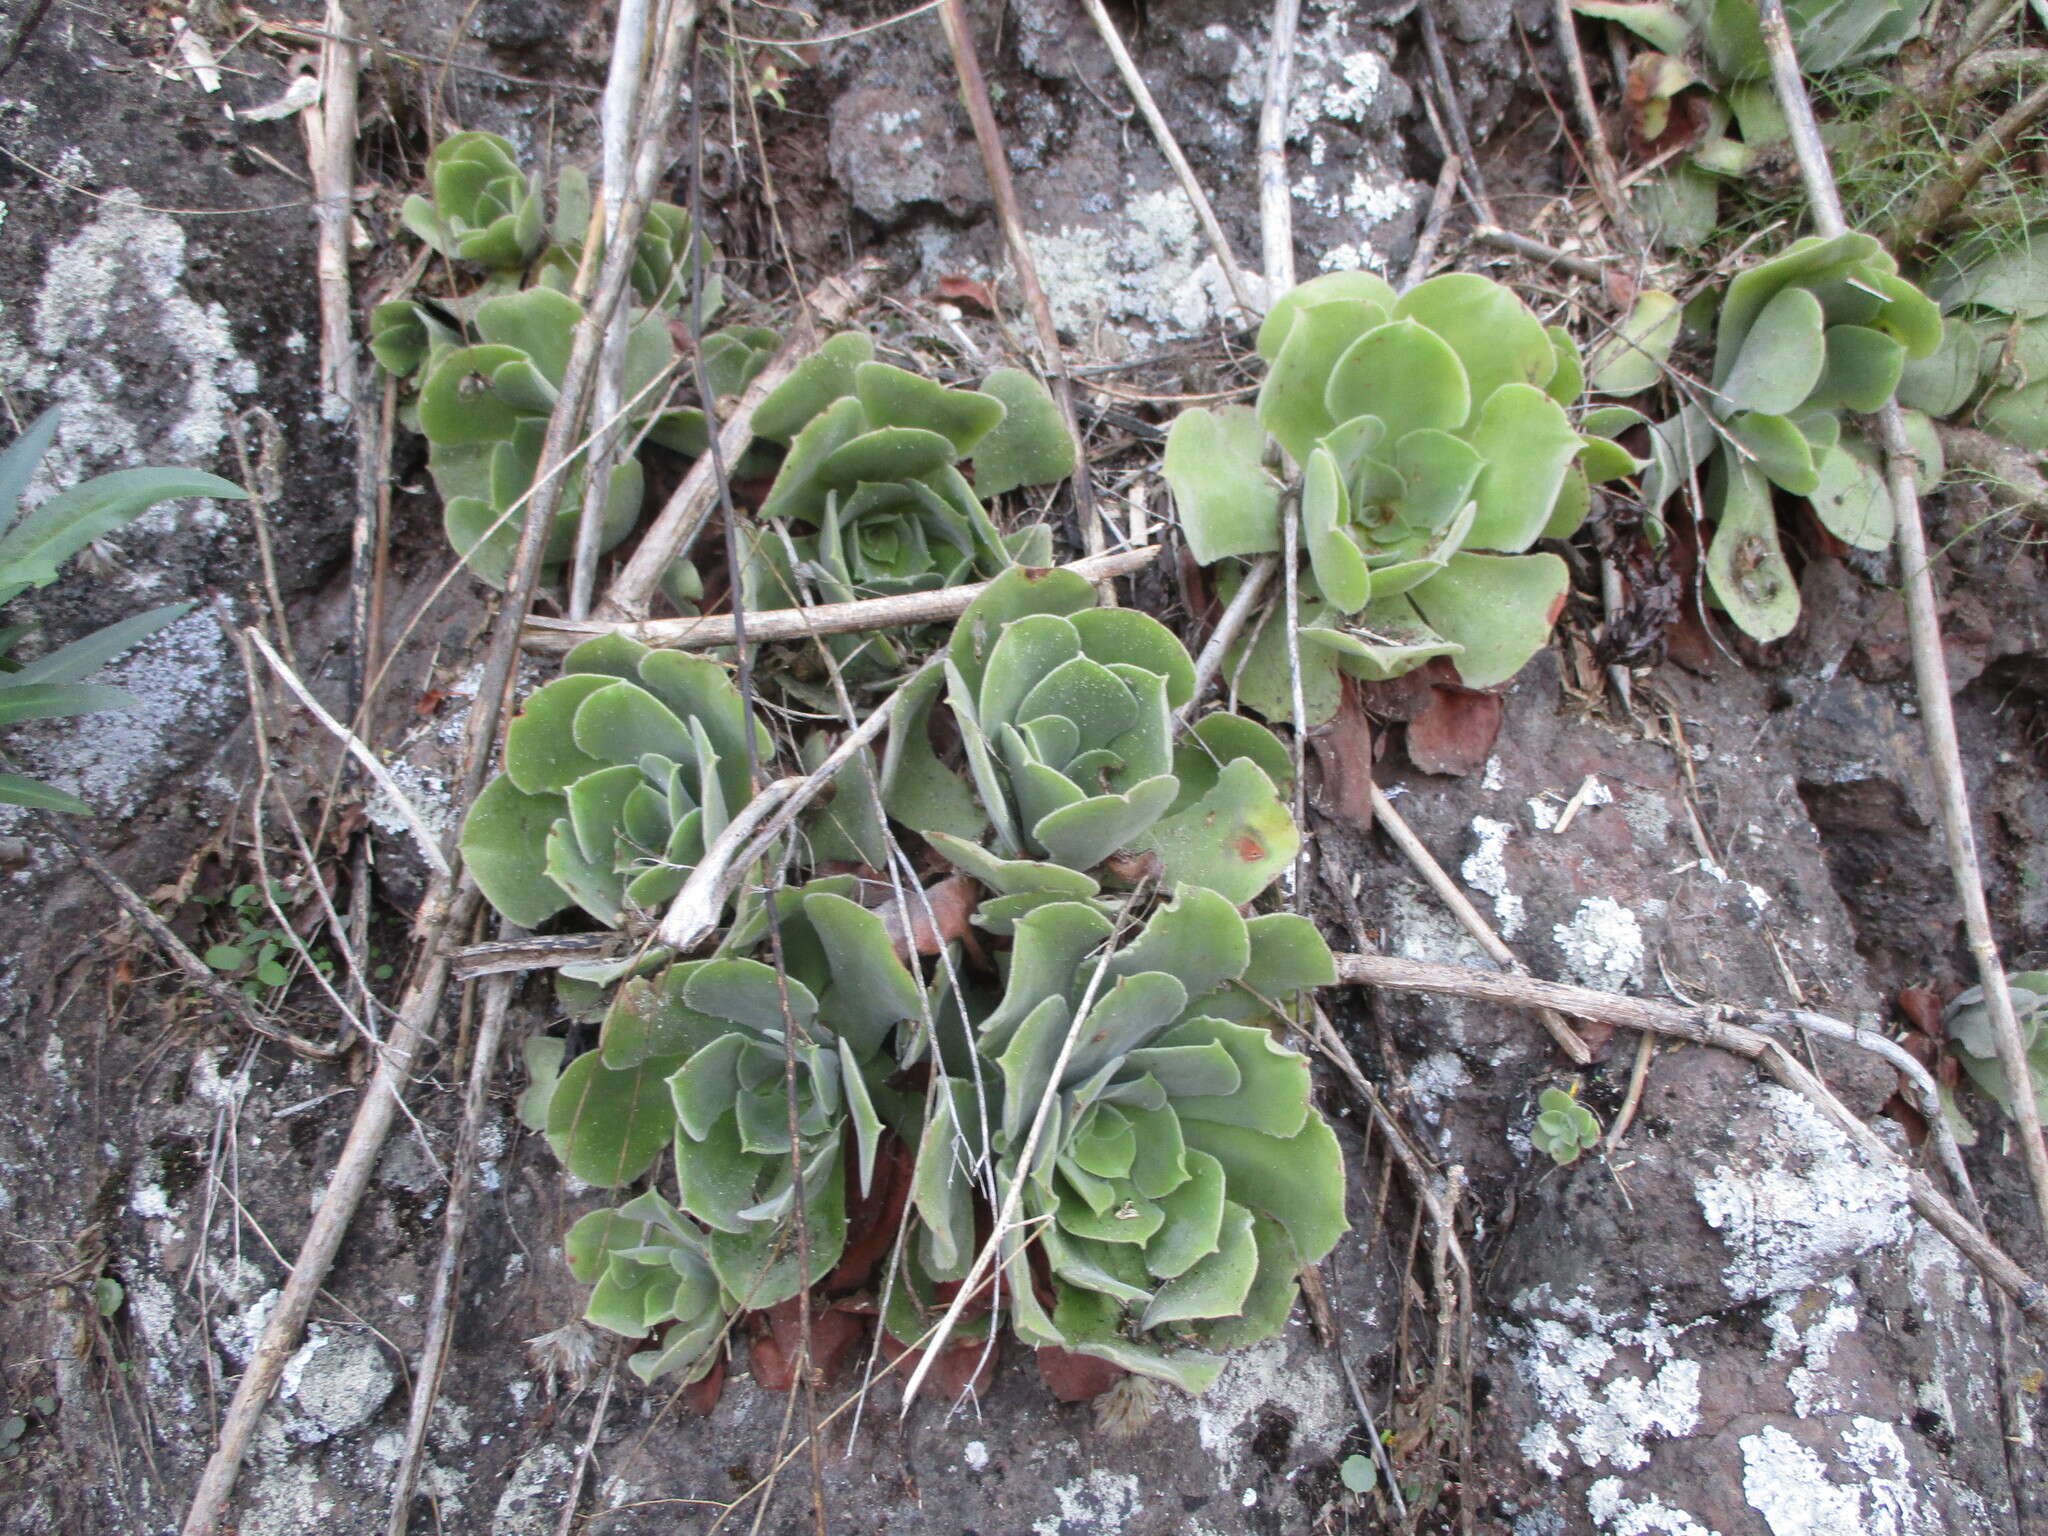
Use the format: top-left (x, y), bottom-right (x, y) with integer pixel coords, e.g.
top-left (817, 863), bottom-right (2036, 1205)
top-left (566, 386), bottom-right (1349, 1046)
top-left (1695, 1086), bottom-right (1910, 1305)
top-left (1462, 816), bottom-right (1523, 938)
top-left (1506, 1286), bottom-right (1701, 1476)
top-left (368, 758), bottom-right (457, 846)
top-left (1763, 1277), bottom-right (1860, 1418)
top-left (1166, 1336), bottom-right (1344, 1491)
top-left (1031, 1469), bottom-right (1142, 1535)
top-left (1587, 1478), bottom-right (1721, 1536)
top-left (493, 1442), bottom-right (575, 1536)
top-left (1739, 1421), bottom-right (1938, 1536)
top-left (1553, 897), bottom-right (1645, 989)
top-left (0, 189), bottom-right (257, 503)
top-left (1023, 186), bottom-right (1265, 341)
top-left (0, 608), bottom-right (237, 820)
top-left (277, 1329), bottom-right (395, 1443)
top-left (1407, 1050), bottom-right (1471, 1124)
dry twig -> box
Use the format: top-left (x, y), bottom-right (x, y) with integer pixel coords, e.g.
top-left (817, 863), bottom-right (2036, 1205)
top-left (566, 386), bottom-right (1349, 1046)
top-left (532, 546), bottom-right (1159, 653)
top-left (1077, 0), bottom-right (1258, 316)
top-left (1551, 0), bottom-right (1640, 242)
top-left (1887, 75), bottom-right (2048, 253)
top-left (1258, 0), bottom-right (1303, 289)
top-left (1755, 0), bottom-right (2048, 1258)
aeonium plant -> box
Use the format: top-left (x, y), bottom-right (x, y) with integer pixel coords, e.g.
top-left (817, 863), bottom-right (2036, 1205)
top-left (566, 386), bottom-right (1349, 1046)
top-left (882, 566), bottom-right (1300, 905)
top-left (1163, 271), bottom-right (1635, 724)
top-left (458, 632), bottom-right (770, 931)
top-left (908, 885), bottom-right (1347, 1392)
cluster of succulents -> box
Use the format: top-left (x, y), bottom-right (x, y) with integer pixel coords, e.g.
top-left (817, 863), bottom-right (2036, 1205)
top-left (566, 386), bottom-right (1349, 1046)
top-left (1904, 225), bottom-right (2048, 452)
top-left (1615, 232), bottom-right (1941, 639)
top-left (1163, 271), bottom-right (1635, 723)
top-left (377, 131), bottom-right (764, 590)
top-left (470, 531), bottom-right (1343, 1392)
top-left (0, 408), bottom-right (246, 813)
top-left (1579, 0), bottom-right (1926, 247)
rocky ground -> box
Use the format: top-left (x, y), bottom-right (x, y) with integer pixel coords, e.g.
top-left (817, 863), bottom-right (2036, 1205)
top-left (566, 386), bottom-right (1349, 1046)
top-left (0, 1), bottom-right (2043, 1533)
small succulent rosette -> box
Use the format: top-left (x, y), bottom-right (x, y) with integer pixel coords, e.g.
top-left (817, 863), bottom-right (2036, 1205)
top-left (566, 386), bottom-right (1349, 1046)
top-left (459, 633), bottom-right (770, 931)
top-left (742, 334), bottom-right (1075, 621)
top-left (1164, 271), bottom-right (1632, 724)
top-left (908, 887), bottom-right (1347, 1392)
top-left (883, 567), bottom-right (1300, 905)
top-left (1629, 232), bottom-right (1941, 640)
top-left (1943, 971), bottom-right (2048, 1128)
top-left (1906, 223), bottom-right (2048, 454)
top-left (400, 131), bottom-right (545, 271)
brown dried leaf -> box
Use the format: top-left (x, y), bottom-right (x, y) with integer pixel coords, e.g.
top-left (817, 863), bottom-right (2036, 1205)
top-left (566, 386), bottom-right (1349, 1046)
top-left (934, 274), bottom-right (996, 313)
top-left (876, 875), bottom-right (979, 961)
top-left (1405, 686), bottom-right (1504, 777)
top-left (1035, 1345), bottom-right (1125, 1402)
top-left (747, 1297), bottom-right (867, 1392)
top-left (1309, 677), bottom-right (1376, 830)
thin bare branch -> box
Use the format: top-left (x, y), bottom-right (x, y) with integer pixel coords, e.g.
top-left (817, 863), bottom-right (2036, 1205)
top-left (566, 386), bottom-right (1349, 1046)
top-left (1258, 0), bottom-right (1302, 289)
top-left (1551, 0), bottom-right (1640, 243)
top-left (1077, 0), bottom-right (1258, 316)
top-left (531, 546), bottom-right (1160, 653)
top-left (1177, 553), bottom-right (1276, 724)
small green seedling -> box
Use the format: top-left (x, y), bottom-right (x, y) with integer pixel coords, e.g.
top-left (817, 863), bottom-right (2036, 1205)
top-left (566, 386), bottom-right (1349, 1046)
top-left (200, 881), bottom-right (332, 998)
top-left (1531, 1086), bottom-right (1602, 1166)
top-left (1340, 1453), bottom-right (1378, 1495)
top-left (1162, 271), bottom-right (1632, 723)
top-left (0, 409), bottom-right (246, 814)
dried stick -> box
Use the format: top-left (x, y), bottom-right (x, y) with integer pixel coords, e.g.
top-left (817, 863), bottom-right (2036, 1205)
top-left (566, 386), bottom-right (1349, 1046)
top-left (1257, 0), bottom-right (1302, 289)
top-left (655, 654), bottom-right (941, 951)
top-left (1177, 554), bottom-right (1276, 722)
top-left (555, 1358), bottom-right (619, 1536)
top-left (304, 0), bottom-right (359, 410)
top-left (1077, 0), bottom-right (1258, 316)
top-left (1551, 0), bottom-right (1639, 243)
top-left (1332, 949), bottom-right (2048, 1324)
top-left (1418, 3), bottom-right (1495, 222)
top-left (243, 628), bottom-right (451, 877)
top-left (1367, 783), bottom-right (1592, 1064)
top-left (1956, 47), bottom-right (2048, 93)
top-left (597, 260), bottom-right (882, 621)
top-left (1757, 0), bottom-right (2048, 1261)
top-left (26, 804), bottom-right (340, 1060)
top-left (1887, 76), bottom-right (2048, 253)
top-left (1472, 224), bottom-right (1606, 282)
top-left (384, 958), bottom-right (516, 1536)
top-left (569, 0), bottom-right (654, 619)
top-left (532, 546), bottom-right (1159, 654)
top-left (1400, 153), bottom-right (1462, 292)
top-left (178, 14), bottom-right (705, 1530)
top-left (936, 1), bottom-right (1107, 569)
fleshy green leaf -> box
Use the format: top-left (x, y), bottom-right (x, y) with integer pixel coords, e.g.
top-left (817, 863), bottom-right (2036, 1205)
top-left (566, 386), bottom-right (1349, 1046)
top-left (1162, 405), bottom-right (1283, 565)
top-left (973, 367), bottom-right (1076, 495)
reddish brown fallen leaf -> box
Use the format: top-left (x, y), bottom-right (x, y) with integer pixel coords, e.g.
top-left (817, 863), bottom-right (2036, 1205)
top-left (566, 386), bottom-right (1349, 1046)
top-left (413, 688), bottom-right (447, 716)
top-left (1309, 677), bottom-right (1376, 830)
top-left (1036, 1345), bottom-right (1125, 1402)
top-left (882, 1330), bottom-right (1000, 1401)
top-left (934, 274), bottom-right (996, 313)
top-left (682, 1352), bottom-right (726, 1415)
top-left (876, 874), bottom-right (980, 961)
top-left (828, 1135), bottom-right (917, 1292)
top-left (1405, 686), bottom-right (1504, 777)
top-left (1899, 986), bottom-right (1944, 1039)
top-left (747, 1297), bottom-right (867, 1392)
top-left (1358, 656), bottom-right (1458, 722)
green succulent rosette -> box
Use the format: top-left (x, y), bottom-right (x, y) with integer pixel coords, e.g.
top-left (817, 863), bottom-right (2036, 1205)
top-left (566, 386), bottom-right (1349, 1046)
top-left (908, 886), bottom-right (1346, 1392)
top-left (1634, 231), bottom-right (1941, 640)
top-left (459, 633), bottom-right (770, 931)
top-left (1165, 272), bottom-right (1632, 721)
top-left (566, 1191), bottom-right (732, 1385)
top-left (400, 131), bottom-right (545, 271)
top-left (1944, 971), bottom-right (2048, 1126)
top-left (743, 335), bottom-right (1073, 620)
top-left (1907, 222), bottom-right (2048, 454)
top-left (882, 566), bottom-right (1299, 905)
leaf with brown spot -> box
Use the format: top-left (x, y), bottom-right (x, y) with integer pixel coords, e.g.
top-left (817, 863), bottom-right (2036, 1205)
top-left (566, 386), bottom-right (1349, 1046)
top-left (1405, 686), bottom-right (1504, 777)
